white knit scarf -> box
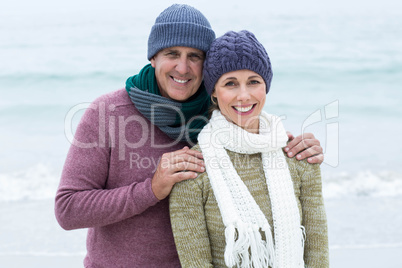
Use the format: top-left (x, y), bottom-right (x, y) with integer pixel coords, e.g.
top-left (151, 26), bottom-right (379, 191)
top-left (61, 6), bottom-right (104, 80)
top-left (198, 110), bottom-right (305, 268)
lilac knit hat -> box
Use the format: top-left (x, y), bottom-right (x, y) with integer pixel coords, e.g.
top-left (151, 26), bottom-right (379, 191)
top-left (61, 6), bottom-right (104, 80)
top-left (203, 30), bottom-right (273, 95)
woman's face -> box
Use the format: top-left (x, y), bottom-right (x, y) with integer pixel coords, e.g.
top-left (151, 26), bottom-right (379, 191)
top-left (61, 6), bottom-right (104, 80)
top-left (212, 69), bottom-right (266, 133)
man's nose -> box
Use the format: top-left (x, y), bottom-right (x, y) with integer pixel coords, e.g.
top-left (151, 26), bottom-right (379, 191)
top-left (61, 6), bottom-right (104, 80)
top-left (175, 57), bottom-right (189, 74)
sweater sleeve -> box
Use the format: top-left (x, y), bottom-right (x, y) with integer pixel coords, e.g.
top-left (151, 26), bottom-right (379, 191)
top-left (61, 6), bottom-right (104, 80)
top-left (169, 174), bottom-right (214, 268)
top-left (55, 96), bottom-right (159, 230)
top-left (297, 161), bottom-right (329, 267)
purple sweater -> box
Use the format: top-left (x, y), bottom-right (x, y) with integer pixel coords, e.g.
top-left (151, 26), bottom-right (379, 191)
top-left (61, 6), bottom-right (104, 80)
top-left (55, 88), bottom-right (187, 267)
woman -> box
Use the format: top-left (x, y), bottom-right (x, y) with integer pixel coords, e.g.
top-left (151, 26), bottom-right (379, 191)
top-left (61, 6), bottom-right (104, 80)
top-left (169, 30), bottom-right (329, 268)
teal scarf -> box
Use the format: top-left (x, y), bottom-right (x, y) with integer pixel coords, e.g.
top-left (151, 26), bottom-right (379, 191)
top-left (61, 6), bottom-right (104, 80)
top-left (125, 64), bottom-right (210, 145)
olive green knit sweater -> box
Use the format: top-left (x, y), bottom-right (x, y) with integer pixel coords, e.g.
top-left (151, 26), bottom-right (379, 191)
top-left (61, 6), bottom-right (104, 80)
top-left (169, 144), bottom-right (329, 268)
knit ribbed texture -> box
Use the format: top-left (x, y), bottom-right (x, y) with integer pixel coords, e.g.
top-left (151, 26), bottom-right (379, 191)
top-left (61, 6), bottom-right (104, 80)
top-left (147, 4), bottom-right (215, 60)
top-left (125, 64), bottom-right (210, 145)
top-left (170, 146), bottom-right (329, 268)
top-left (203, 30), bottom-right (273, 95)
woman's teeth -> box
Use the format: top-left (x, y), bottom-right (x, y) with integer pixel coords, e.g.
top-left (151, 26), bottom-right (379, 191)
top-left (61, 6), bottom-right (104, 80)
top-left (234, 105), bottom-right (254, 112)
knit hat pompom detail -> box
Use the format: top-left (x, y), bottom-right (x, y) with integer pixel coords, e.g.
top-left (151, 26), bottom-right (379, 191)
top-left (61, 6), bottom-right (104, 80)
top-left (203, 30), bottom-right (273, 95)
top-left (147, 4), bottom-right (216, 60)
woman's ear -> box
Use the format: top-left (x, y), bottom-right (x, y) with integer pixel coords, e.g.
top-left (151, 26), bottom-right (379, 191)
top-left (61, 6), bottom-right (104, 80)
top-left (210, 90), bottom-right (218, 107)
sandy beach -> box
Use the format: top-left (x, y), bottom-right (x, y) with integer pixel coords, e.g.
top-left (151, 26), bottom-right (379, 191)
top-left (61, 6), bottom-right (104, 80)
top-left (1, 246), bottom-right (401, 267)
top-left (1, 198), bottom-right (401, 268)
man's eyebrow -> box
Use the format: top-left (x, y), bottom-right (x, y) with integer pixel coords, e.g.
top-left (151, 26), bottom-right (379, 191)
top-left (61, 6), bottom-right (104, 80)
top-left (164, 49), bottom-right (179, 53)
top-left (188, 51), bottom-right (204, 57)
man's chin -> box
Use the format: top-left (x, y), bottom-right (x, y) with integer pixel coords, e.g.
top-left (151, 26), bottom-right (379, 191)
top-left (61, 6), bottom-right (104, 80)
top-left (166, 88), bottom-right (198, 102)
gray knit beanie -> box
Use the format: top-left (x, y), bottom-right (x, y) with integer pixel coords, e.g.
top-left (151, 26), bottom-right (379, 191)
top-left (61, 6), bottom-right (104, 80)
top-left (203, 30), bottom-right (273, 95)
top-left (147, 4), bottom-right (216, 60)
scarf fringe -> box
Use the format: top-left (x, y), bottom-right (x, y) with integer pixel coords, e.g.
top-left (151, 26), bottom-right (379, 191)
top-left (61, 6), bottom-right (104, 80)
top-left (298, 225), bottom-right (306, 267)
top-left (224, 223), bottom-right (275, 268)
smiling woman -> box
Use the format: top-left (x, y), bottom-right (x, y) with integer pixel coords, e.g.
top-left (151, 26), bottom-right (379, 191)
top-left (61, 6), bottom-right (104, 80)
top-left (212, 70), bottom-right (267, 133)
top-left (169, 30), bottom-right (329, 268)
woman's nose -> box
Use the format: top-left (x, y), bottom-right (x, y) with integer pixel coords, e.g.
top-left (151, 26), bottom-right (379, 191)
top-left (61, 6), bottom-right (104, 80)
top-left (237, 85), bottom-right (251, 101)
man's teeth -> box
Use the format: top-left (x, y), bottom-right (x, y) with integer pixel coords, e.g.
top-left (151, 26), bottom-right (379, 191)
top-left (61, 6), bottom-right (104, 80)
top-left (173, 78), bottom-right (189, 84)
top-left (234, 105), bottom-right (254, 112)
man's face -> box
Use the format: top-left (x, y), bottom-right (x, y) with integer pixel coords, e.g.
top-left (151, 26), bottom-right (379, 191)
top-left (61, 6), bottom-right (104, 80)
top-left (150, 46), bottom-right (205, 102)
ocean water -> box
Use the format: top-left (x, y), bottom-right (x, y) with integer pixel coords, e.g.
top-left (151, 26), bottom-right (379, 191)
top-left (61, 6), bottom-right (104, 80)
top-left (1, 0), bottom-right (402, 266)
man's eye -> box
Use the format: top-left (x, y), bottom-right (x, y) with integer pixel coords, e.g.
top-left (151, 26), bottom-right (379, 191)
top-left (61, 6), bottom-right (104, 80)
top-left (189, 54), bottom-right (202, 60)
top-left (166, 52), bottom-right (178, 57)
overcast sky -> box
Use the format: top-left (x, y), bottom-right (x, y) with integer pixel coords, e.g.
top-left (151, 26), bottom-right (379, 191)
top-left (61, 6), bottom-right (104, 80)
top-left (2, 0), bottom-right (402, 15)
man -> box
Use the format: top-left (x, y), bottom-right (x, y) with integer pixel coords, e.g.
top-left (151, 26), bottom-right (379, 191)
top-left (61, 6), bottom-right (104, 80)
top-left (55, 4), bottom-right (323, 267)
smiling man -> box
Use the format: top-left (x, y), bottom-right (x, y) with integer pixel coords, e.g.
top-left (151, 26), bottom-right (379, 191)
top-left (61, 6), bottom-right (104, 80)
top-left (55, 4), bottom-right (324, 267)
top-left (151, 46), bottom-right (205, 101)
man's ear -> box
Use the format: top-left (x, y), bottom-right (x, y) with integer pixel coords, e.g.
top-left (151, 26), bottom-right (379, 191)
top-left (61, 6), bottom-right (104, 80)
top-left (150, 57), bottom-right (156, 68)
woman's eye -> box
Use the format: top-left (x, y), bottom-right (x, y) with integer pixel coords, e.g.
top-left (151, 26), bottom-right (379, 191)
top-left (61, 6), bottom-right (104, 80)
top-left (250, 80), bottom-right (260, 84)
top-left (225, 81), bottom-right (235, 86)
